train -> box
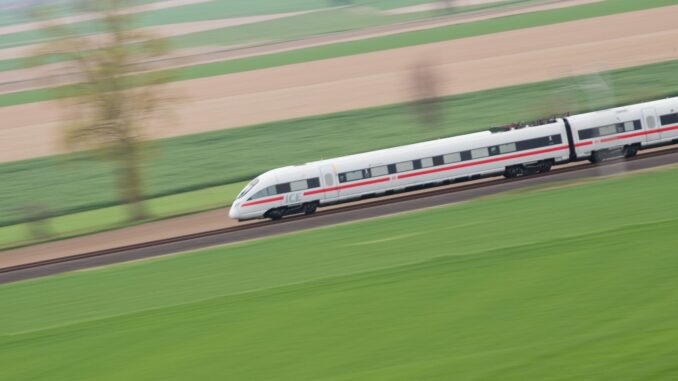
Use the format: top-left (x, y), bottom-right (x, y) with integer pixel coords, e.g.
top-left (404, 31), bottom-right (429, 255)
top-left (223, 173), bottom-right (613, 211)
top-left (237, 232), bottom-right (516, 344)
top-left (229, 97), bottom-right (678, 221)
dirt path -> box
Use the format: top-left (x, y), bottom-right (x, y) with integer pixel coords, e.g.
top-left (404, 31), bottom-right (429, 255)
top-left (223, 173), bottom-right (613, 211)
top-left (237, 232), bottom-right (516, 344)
top-left (2, 5), bottom-right (677, 164)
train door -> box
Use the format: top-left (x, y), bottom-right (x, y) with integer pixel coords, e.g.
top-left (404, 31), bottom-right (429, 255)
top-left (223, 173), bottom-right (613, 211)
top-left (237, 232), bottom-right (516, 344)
top-left (642, 107), bottom-right (660, 142)
top-left (320, 165), bottom-right (338, 200)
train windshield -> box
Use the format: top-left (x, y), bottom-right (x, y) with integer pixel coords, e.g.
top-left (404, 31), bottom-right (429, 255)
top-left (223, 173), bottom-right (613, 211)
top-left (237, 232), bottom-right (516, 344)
top-left (236, 178), bottom-right (259, 200)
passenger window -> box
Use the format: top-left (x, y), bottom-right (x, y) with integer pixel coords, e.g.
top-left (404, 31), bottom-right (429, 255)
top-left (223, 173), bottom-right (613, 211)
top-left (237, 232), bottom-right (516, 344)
top-left (443, 153), bottom-right (460, 164)
top-left (395, 161), bottom-right (414, 173)
top-left (370, 166), bottom-right (389, 177)
top-left (499, 143), bottom-right (517, 154)
top-left (421, 157), bottom-right (434, 168)
top-left (598, 125), bottom-right (617, 136)
top-left (276, 183), bottom-right (291, 194)
top-left (624, 122), bottom-right (635, 132)
top-left (249, 186), bottom-right (274, 200)
top-left (307, 178), bottom-right (320, 189)
top-left (344, 170), bottom-right (364, 182)
top-left (660, 113), bottom-right (678, 126)
top-left (290, 180), bottom-right (308, 192)
top-left (471, 148), bottom-right (489, 159)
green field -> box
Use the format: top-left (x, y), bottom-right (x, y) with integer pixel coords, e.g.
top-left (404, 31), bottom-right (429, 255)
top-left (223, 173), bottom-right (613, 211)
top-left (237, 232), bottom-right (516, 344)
top-left (0, 181), bottom-right (246, 249)
top-left (1, 0), bottom-right (676, 105)
top-left (2, 59), bottom-right (678, 235)
top-left (2, 166), bottom-right (678, 380)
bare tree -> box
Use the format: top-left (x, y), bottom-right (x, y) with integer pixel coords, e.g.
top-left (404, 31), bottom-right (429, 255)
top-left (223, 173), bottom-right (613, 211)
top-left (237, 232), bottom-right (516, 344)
top-left (29, 0), bottom-right (176, 221)
top-left (409, 59), bottom-right (443, 129)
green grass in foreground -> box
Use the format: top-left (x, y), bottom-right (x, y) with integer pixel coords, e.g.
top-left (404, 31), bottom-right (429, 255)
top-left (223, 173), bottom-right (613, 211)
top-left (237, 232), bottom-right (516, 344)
top-left (0, 181), bottom-right (246, 250)
top-left (2, 59), bottom-right (678, 231)
top-left (0, 0), bottom-right (675, 106)
top-left (2, 166), bottom-right (678, 380)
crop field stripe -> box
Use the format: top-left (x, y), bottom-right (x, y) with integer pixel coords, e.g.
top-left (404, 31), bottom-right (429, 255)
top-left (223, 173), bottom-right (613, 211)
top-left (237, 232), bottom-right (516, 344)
top-left (2, 0), bottom-right (677, 108)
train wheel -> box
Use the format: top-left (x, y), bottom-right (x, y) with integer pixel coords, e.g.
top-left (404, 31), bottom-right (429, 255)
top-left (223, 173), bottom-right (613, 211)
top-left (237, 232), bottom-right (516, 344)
top-left (303, 202), bottom-right (318, 215)
top-left (589, 151), bottom-right (603, 164)
top-left (267, 209), bottom-right (283, 220)
top-left (539, 160), bottom-right (552, 173)
top-left (504, 165), bottom-right (524, 179)
top-left (624, 145), bottom-right (638, 158)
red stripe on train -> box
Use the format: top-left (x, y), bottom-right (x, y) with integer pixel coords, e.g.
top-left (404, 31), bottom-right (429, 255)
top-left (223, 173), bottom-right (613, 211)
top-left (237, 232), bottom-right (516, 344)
top-left (303, 177), bottom-right (389, 196)
top-left (575, 124), bottom-right (678, 145)
top-left (242, 196), bottom-right (284, 207)
top-left (397, 145), bottom-right (568, 180)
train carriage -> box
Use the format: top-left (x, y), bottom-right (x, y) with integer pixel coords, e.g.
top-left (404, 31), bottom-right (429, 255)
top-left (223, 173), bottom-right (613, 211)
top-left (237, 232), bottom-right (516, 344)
top-left (230, 120), bottom-right (569, 221)
top-left (229, 97), bottom-right (678, 221)
top-left (567, 98), bottom-right (678, 162)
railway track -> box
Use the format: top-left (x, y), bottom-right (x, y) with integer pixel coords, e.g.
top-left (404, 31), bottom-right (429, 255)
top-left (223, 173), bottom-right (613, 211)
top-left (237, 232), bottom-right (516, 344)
top-left (2, 146), bottom-right (678, 283)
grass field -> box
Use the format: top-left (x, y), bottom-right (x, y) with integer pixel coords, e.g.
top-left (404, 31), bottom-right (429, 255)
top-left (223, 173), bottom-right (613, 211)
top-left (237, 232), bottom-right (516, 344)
top-left (1, 0), bottom-right (676, 106)
top-left (2, 166), bottom-right (678, 380)
top-left (2, 59), bottom-right (678, 233)
top-left (0, 181), bottom-right (246, 249)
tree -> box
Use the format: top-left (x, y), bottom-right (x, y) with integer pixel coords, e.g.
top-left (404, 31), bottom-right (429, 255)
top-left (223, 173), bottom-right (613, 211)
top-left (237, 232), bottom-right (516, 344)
top-left (409, 59), bottom-right (443, 130)
top-left (29, 0), bottom-right (176, 221)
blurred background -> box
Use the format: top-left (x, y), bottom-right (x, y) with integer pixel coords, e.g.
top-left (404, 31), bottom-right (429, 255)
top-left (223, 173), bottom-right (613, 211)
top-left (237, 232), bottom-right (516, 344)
top-left (2, 1), bottom-right (678, 380)
top-left (1, 0), bottom-right (675, 250)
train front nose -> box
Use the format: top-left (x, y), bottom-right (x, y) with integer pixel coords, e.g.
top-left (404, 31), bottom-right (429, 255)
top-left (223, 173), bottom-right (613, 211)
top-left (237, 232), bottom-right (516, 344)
top-left (228, 203), bottom-right (240, 220)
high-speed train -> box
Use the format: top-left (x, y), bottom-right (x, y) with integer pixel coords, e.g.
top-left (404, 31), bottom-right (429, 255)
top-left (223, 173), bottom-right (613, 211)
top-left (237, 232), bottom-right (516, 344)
top-left (229, 97), bottom-right (678, 221)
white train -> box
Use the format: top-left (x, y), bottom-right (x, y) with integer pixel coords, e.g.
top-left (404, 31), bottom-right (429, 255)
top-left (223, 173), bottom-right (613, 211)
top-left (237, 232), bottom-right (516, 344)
top-left (229, 97), bottom-right (678, 221)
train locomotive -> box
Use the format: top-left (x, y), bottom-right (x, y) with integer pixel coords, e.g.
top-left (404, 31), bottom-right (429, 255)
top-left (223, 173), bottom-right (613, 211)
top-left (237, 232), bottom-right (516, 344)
top-left (229, 97), bottom-right (678, 221)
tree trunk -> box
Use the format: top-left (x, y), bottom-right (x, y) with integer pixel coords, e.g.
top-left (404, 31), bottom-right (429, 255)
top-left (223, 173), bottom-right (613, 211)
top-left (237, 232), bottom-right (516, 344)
top-left (118, 143), bottom-right (147, 221)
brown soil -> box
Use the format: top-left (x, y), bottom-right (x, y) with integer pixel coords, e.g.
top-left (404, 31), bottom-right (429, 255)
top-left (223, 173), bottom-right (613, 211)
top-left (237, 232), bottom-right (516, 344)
top-left (1, 5), bottom-right (677, 164)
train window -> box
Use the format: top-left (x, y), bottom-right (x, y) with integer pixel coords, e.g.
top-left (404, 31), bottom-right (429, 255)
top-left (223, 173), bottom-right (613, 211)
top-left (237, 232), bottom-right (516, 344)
top-left (290, 180), bottom-right (308, 192)
top-left (432, 156), bottom-right (444, 166)
top-left (371, 166), bottom-right (389, 177)
top-left (276, 183), bottom-right (291, 194)
top-left (471, 148), bottom-right (489, 159)
top-left (615, 123), bottom-right (625, 134)
top-left (307, 178), bottom-right (320, 189)
top-left (443, 153), bottom-right (460, 164)
top-left (344, 170), bottom-right (365, 182)
top-left (396, 161), bottom-right (414, 173)
top-left (460, 151), bottom-right (472, 161)
top-left (516, 135), bottom-right (560, 150)
top-left (249, 186), bottom-right (275, 200)
top-left (413, 160), bottom-right (422, 169)
top-left (660, 113), bottom-right (678, 126)
top-left (238, 178), bottom-right (259, 199)
top-left (499, 143), bottom-right (517, 154)
top-left (578, 129), bottom-right (595, 140)
top-left (387, 164), bottom-right (397, 174)
top-left (421, 157), bottom-right (434, 168)
top-left (488, 146), bottom-right (499, 156)
top-left (624, 122), bottom-right (635, 132)
top-left (598, 125), bottom-right (617, 137)
top-left (634, 120), bottom-right (642, 130)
